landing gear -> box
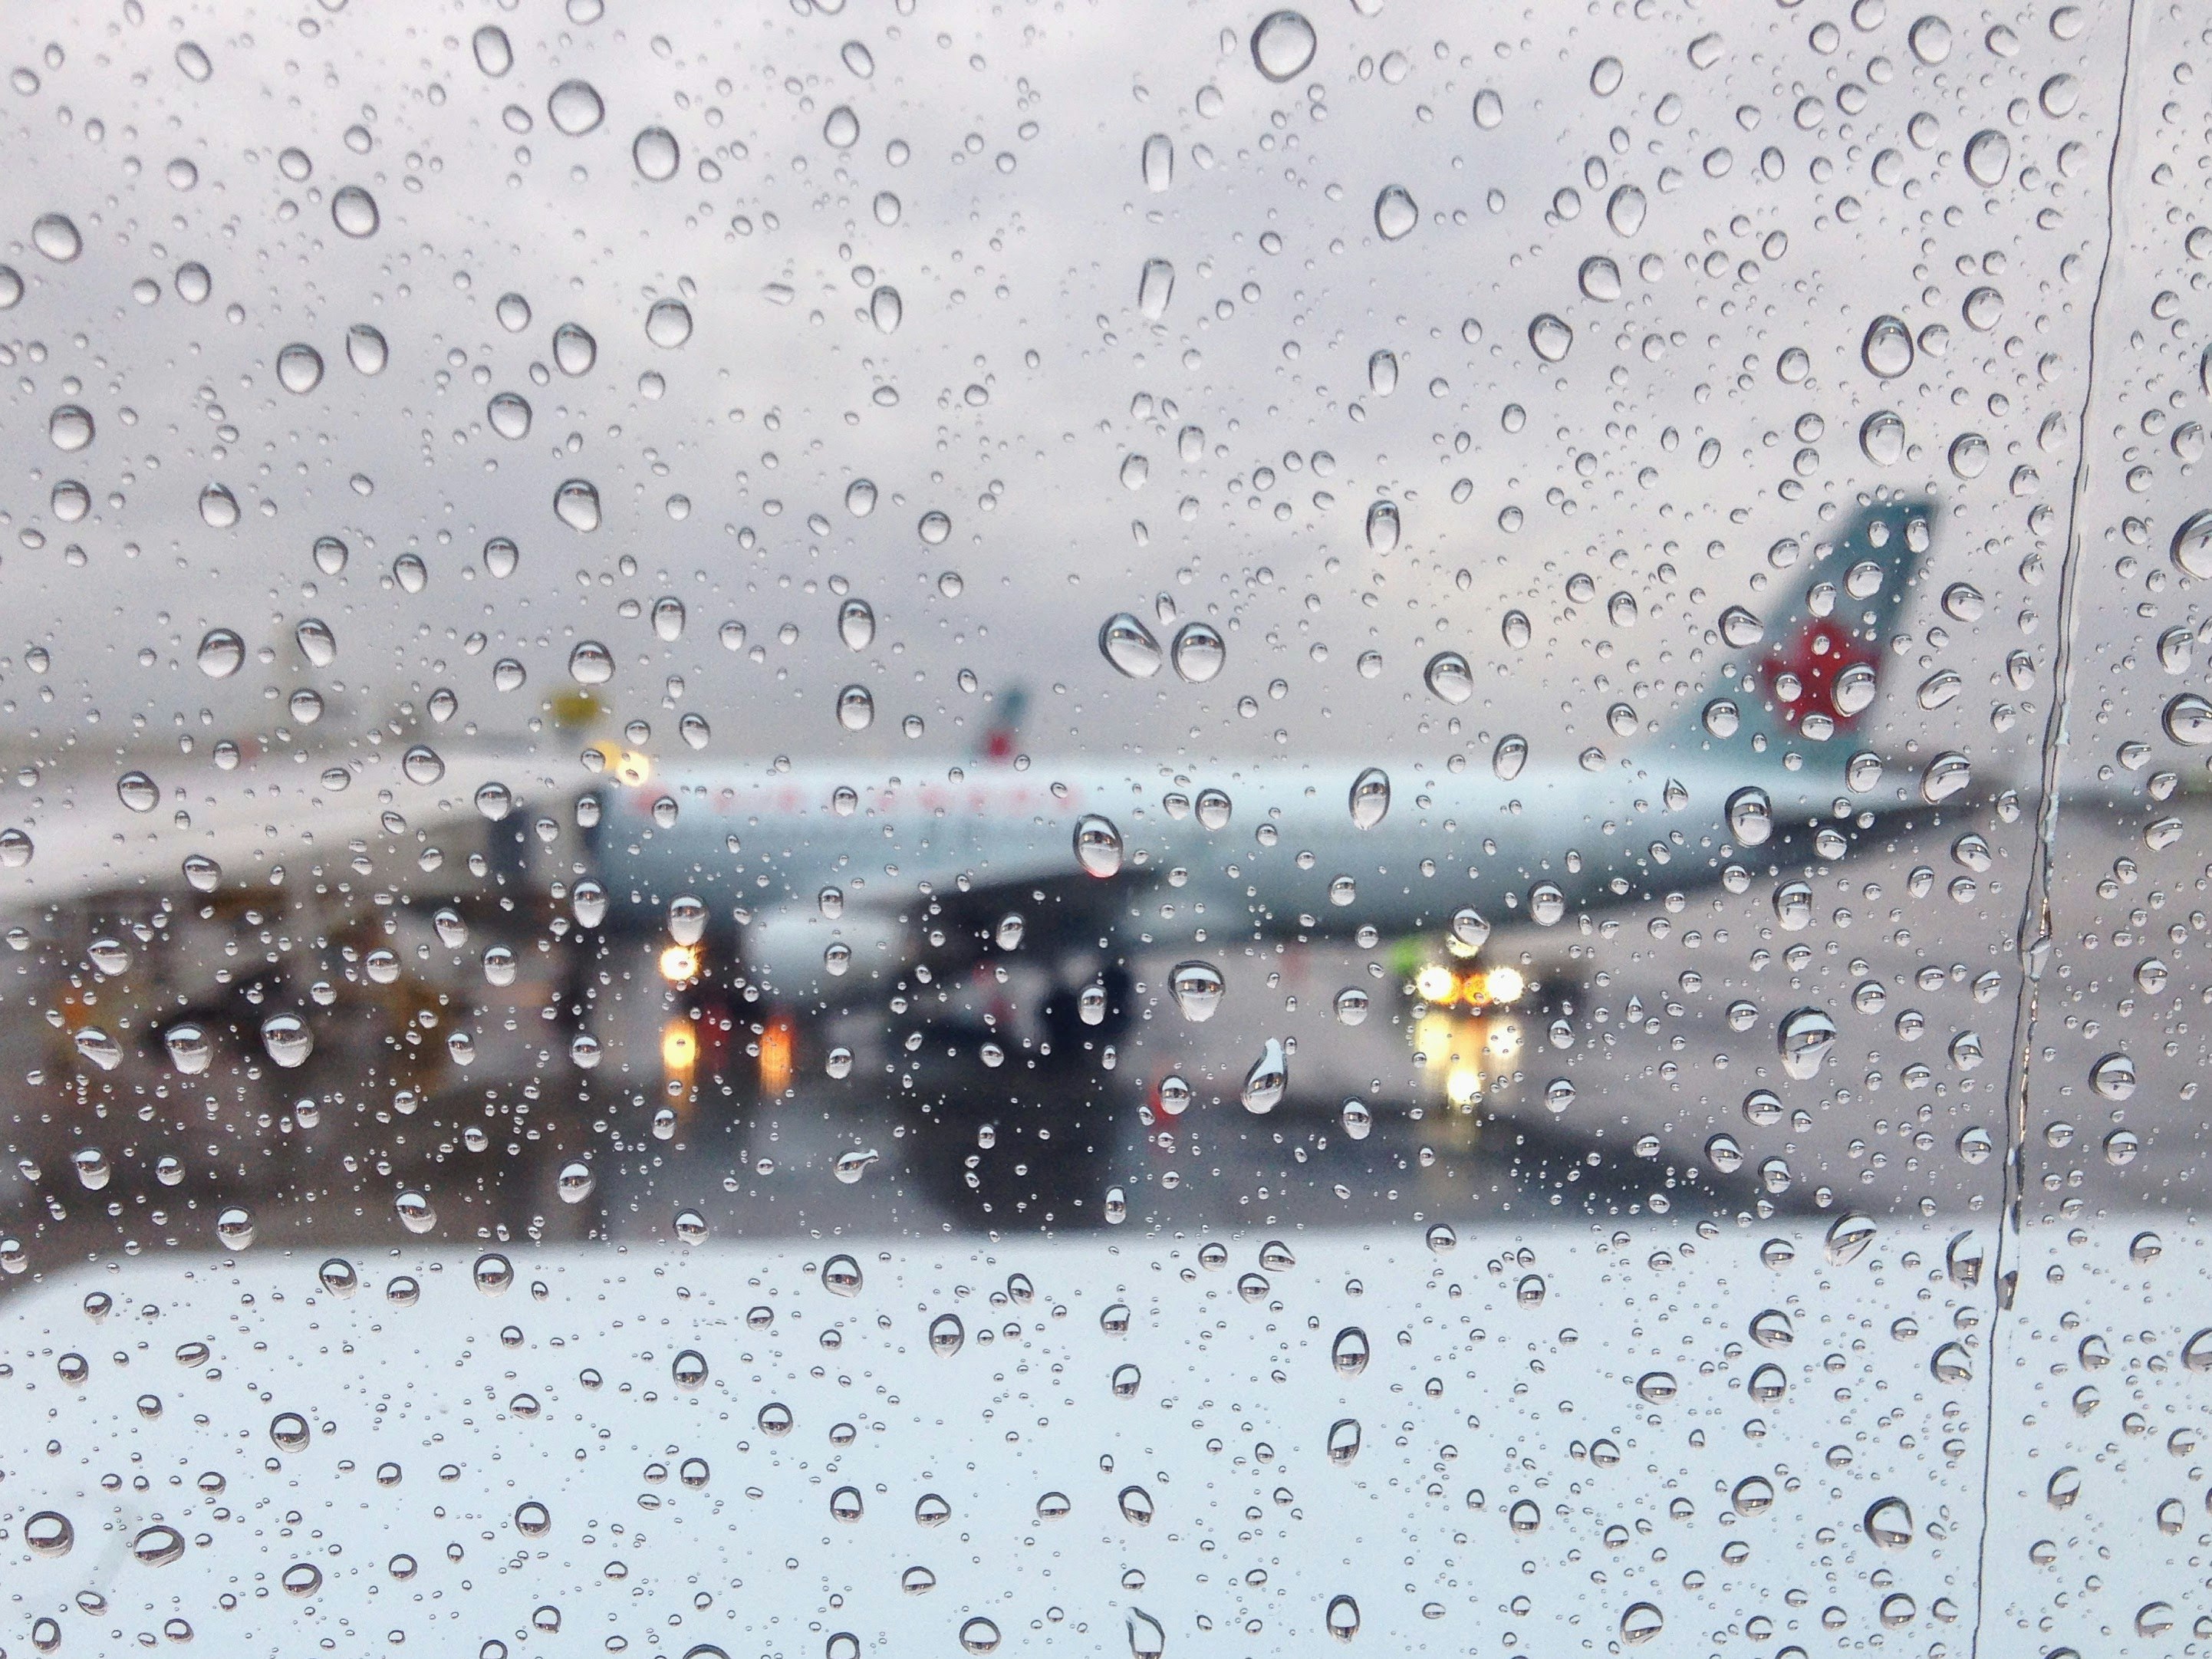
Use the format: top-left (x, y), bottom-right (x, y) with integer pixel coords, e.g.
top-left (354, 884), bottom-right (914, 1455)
top-left (906, 960), bottom-right (1135, 1229)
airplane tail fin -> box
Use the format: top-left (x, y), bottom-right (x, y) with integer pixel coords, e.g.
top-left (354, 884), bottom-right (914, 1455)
top-left (980, 684), bottom-right (1029, 765)
top-left (1671, 494), bottom-right (1934, 773)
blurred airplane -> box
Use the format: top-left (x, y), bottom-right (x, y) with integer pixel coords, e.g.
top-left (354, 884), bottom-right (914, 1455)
top-left (590, 495), bottom-right (1937, 1129)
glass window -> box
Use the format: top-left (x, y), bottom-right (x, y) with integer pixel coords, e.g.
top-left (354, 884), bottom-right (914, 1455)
top-left (0, 2), bottom-right (2196, 1655)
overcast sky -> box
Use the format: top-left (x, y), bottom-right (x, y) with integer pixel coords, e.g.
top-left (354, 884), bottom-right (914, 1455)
top-left (0, 0), bottom-right (2161, 802)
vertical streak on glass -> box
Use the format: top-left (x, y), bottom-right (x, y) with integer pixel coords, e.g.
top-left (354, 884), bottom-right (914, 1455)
top-left (1976, 2), bottom-right (2143, 1652)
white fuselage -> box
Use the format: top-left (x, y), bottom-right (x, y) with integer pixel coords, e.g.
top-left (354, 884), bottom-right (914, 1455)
top-left (593, 746), bottom-right (1861, 1006)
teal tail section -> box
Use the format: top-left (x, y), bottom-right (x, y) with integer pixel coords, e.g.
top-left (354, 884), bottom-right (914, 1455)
top-left (1667, 494), bottom-right (1934, 782)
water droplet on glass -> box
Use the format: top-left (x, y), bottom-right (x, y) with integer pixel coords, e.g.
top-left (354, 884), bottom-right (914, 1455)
top-left (401, 744), bottom-right (446, 785)
top-left (836, 684), bottom-right (874, 731)
top-left (117, 771), bottom-right (160, 812)
top-left (823, 104), bottom-right (861, 147)
top-left (1578, 255), bottom-right (1622, 301)
top-left (557, 1161), bottom-right (595, 1203)
top-left (1607, 184), bottom-right (1646, 235)
top-left (2170, 510), bottom-right (2212, 578)
top-left (479, 390), bottom-right (533, 440)
top-left (1724, 785), bottom-right (1773, 845)
top-left (261, 1012), bottom-right (313, 1068)
top-left (1822, 1211), bottom-right (1877, 1267)
top-left (161, 1022), bottom-right (211, 1075)
top-left (277, 343), bottom-right (324, 393)
top-left (959, 1618), bottom-right (1001, 1655)
top-left (2089, 1052), bottom-right (2136, 1099)
top-left (1325, 1595), bottom-right (1360, 1642)
top-left (1930, 1341), bottom-right (1973, 1384)
top-left (1348, 767), bottom-right (1389, 828)
top-left (1250, 10), bottom-right (1318, 81)
top-left (1963, 127), bottom-right (2011, 186)
top-left (1137, 257), bottom-right (1174, 320)
top-left (1169, 621), bottom-right (1226, 682)
top-left (198, 482), bottom-right (241, 528)
top-left (331, 185), bottom-right (379, 237)
top-left (1364, 499), bottom-right (1401, 551)
top-left (929, 1313), bottom-right (966, 1357)
top-left (1101, 612), bottom-right (1163, 677)
top-left (1368, 349), bottom-right (1397, 393)
top-left (1326, 1417), bottom-right (1362, 1464)
top-left (633, 126), bottom-right (680, 180)
top-left (1169, 960), bottom-right (1225, 1022)
top-left (1908, 15), bottom-right (1951, 62)
top-left (1242, 1039), bottom-right (1287, 1114)
top-left (133, 1525), bottom-right (186, 1566)
top-left (1776, 1006), bottom-right (1837, 1080)
top-left (346, 323), bottom-right (387, 374)
top-left (1491, 735), bottom-right (1528, 781)
top-left (1528, 313), bottom-right (1573, 362)
top-left (1141, 133), bottom-right (1173, 191)
top-left (1424, 650), bottom-right (1473, 705)
top-left (548, 79), bottom-right (604, 135)
top-left (2163, 691), bottom-right (2212, 748)
top-left (1859, 409), bottom-right (1905, 465)
top-left (1074, 815), bottom-right (1124, 877)
top-left (1863, 1496), bottom-right (1914, 1550)
top-left (1861, 314), bottom-right (1914, 378)
top-left (31, 212), bottom-right (81, 262)
top-left (196, 628), bottom-right (245, 678)
top-left (1620, 1603), bottom-right (1664, 1645)
top-left (463, 21), bottom-right (514, 76)
top-left (215, 1206), bottom-right (255, 1249)
top-left (565, 640), bottom-right (614, 686)
top-left (1374, 185), bottom-right (1418, 240)
top-left (552, 321), bottom-right (597, 375)
top-left (48, 403), bottom-right (93, 451)
top-left (555, 478), bottom-right (601, 531)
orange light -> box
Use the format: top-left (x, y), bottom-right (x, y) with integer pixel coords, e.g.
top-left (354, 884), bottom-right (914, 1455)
top-left (660, 1019), bottom-right (698, 1075)
top-left (659, 943), bottom-right (700, 983)
top-left (591, 742), bottom-right (653, 788)
top-left (759, 1017), bottom-right (795, 1095)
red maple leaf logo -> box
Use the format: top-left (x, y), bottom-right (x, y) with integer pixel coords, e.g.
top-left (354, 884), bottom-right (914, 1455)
top-left (1759, 617), bottom-right (1880, 729)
